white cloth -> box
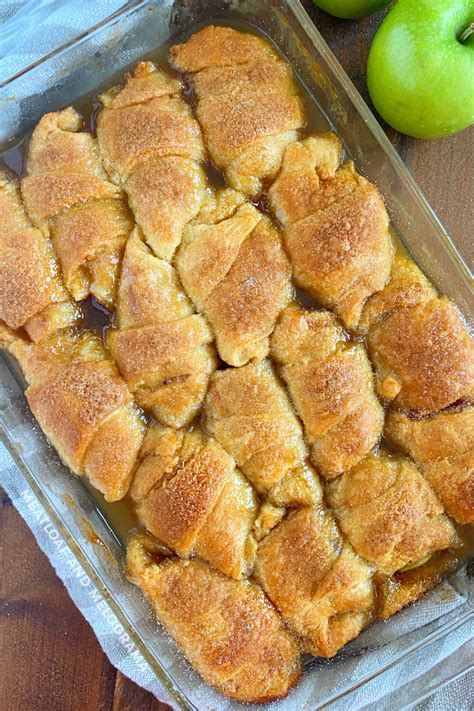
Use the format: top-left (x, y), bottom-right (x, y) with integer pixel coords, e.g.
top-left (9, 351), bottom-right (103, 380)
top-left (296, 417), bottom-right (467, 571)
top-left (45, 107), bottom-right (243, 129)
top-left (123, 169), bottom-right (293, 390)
top-left (0, 3), bottom-right (473, 709)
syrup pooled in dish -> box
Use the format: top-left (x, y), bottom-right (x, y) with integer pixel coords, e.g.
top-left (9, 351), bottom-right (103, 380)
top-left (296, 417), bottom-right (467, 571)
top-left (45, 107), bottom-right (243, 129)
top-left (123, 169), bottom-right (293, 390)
top-left (1, 23), bottom-right (473, 705)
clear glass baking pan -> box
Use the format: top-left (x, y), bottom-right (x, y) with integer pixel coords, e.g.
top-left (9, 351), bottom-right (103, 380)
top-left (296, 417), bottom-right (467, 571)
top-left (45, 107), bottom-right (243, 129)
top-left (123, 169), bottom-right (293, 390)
top-left (0, 1), bottom-right (472, 709)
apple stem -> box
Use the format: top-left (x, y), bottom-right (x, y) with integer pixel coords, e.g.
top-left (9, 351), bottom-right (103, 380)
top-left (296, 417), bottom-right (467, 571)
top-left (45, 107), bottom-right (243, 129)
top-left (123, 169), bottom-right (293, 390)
top-left (458, 22), bottom-right (474, 44)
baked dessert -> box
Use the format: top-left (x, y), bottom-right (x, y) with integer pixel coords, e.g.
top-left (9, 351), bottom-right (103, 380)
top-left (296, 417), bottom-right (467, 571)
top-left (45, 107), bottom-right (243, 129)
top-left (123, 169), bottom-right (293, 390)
top-left (326, 453), bottom-right (460, 617)
top-left (21, 108), bottom-right (131, 308)
top-left (327, 454), bottom-right (457, 575)
top-left (357, 251), bottom-right (436, 334)
top-left (2, 328), bottom-right (144, 501)
top-left (126, 532), bottom-right (302, 702)
top-left (107, 228), bottom-right (216, 427)
top-left (268, 133), bottom-right (394, 330)
top-left (2, 23), bottom-right (472, 704)
top-left (254, 506), bottom-right (375, 657)
top-left (169, 25), bottom-right (305, 196)
top-left (368, 295), bottom-right (474, 413)
top-left (271, 303), bottom-right (384, 478)
top-left (176, 191), bottom-right (292, 366)
top-left (130, 424), bottom-right (258, 579)
top-left (385, 407), bottom-right (474, 524)
top-left (203, 359), bottom-right (323, 503)
top-left (360, 251), bottom-right (474, 413)
top-left (0, 168), bottom-right (80, 341)
top-left (97, 61), bottom-right (206, 260)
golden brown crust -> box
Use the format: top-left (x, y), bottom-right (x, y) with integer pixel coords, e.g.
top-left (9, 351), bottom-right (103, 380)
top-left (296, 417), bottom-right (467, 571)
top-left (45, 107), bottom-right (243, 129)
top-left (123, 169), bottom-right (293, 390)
top-left (280, 156), bottom-right (393, 330)
top-left (26, 106), bottom-right (106, 178)
top-left (358, 251), bottom-right (436, 335)
top-left (132, 426), bottom-right (257, 579)
top-left (196, 91), bottom-right (303, 171)
top-left (0, 169), bottom-right (31, 232)
top-left (268, 133), bottom-right (344, 226)
top-left (27, 359), bottom-right (131, 472)
top-left (169, 25), bottom-right (280, 73)
top-left (21, 107), bottom-right (131, 306)
top-left (50, 198), bottom-right (132, 306)
top-left (23, 301), bottom-right (81, 342)
top-left (177, 202), bottom-right (292, 366)
top-left (386, 407), bottom-right (474, 523)
top-left (116, 232), bottom-right (193, 328)
top-left (193, 60), bottom-right (297, 101)
top-left (0, 228), bottom-right (64, 330)
top-left (97, 62), bottom-right (206, 260)
top-left (126, 533), bottom-right (302, 703)
top-left (254, 507), bottom-right (374, 657)
top-left (83, 403), bottom-right (144, 501)
top-left (97, 95), bottom-right (204, 184)
top-left (8, 329), bottom-right (144, 501)
top-left (375, 550), bottom-right (460, 620)
top-left (368, 297), bottom-right (474, 413)
top-left (22, 172), bottom-right (119, 225)
top-left (327, 454), bottom-right (457, 574)
top-left (271, 304), bottom-right (384, 478)
top-left (169, 26), bottom-right (304, 196)
top-left (385, 407), bottom-right (474, 463)
top-left (125, 156), bottom-right (206, 260)
top-left (99, 61), bottom-right (180, 109)
top-left (0, 169), bottom-right (78, 338)
top-left (204, 360), bottom-right (323, 503)
top-left (108, 230), bottom-right (216, 428)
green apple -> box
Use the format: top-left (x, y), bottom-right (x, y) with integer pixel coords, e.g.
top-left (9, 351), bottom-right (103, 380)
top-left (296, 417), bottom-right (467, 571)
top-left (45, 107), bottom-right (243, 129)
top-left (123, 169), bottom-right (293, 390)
top-left (311, 0), bottom-right (391, 20)
top-left (367, 0), bottom-right (474, 138)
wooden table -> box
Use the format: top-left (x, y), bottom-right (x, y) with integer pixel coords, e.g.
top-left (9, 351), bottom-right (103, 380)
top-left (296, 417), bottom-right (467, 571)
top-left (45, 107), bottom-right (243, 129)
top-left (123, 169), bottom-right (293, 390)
top-left (1, 6), bottom-right (472, 710)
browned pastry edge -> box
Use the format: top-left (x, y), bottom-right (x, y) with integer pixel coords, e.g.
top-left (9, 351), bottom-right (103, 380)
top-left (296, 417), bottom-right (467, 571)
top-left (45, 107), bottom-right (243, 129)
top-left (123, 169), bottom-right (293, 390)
top-left (126, 531), bottom-right (302, 703)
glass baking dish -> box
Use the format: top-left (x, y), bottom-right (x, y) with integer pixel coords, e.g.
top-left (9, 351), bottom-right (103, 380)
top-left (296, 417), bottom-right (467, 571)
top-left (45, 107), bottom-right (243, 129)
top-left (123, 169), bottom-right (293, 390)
top-left (0, 1), bottom-right (472, 709)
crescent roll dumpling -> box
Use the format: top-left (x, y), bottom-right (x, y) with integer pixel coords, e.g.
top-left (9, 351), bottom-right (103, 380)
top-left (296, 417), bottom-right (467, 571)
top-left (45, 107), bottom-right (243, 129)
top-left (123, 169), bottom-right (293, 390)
top-left (268, 134), bottom-right (393, 330)
top-left (254, 507), bottom-right (374, 658)
top-left (130, 424), bottom-right (258, 579)
top-left (126, 533), bottom-right (302, 703)
top-left (169, 25), bottom-right (305, 196)
top-left (368, 296), bottom-right (474, 413)
top-left (271, 304), bottom-right (384, 479)
top-left (203, 359), bottom-right (323, 504)
top-left (385, 407), bottom-right (474, 524)
top-left (5, 329), bottom-right (144, 501)
top-left (176, 195), bottom-right (292, 366)
top-left (0, 169), bottom-right (80, 341)
top-left (21, 107), bottom-right (131, 308)
top-left (327, 454), bottom-right (457, 575)
top-left (97, 62), bottom-right (206, 260)
top-left (107, 229), bottom-right (216, 428)
top-left (358, 251), bottom-right (436, 335)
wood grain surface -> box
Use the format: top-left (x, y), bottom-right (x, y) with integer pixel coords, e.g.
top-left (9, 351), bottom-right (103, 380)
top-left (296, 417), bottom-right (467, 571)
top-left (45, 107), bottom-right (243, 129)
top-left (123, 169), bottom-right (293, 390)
top-left (1, 5), bottom-right (472, 711)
